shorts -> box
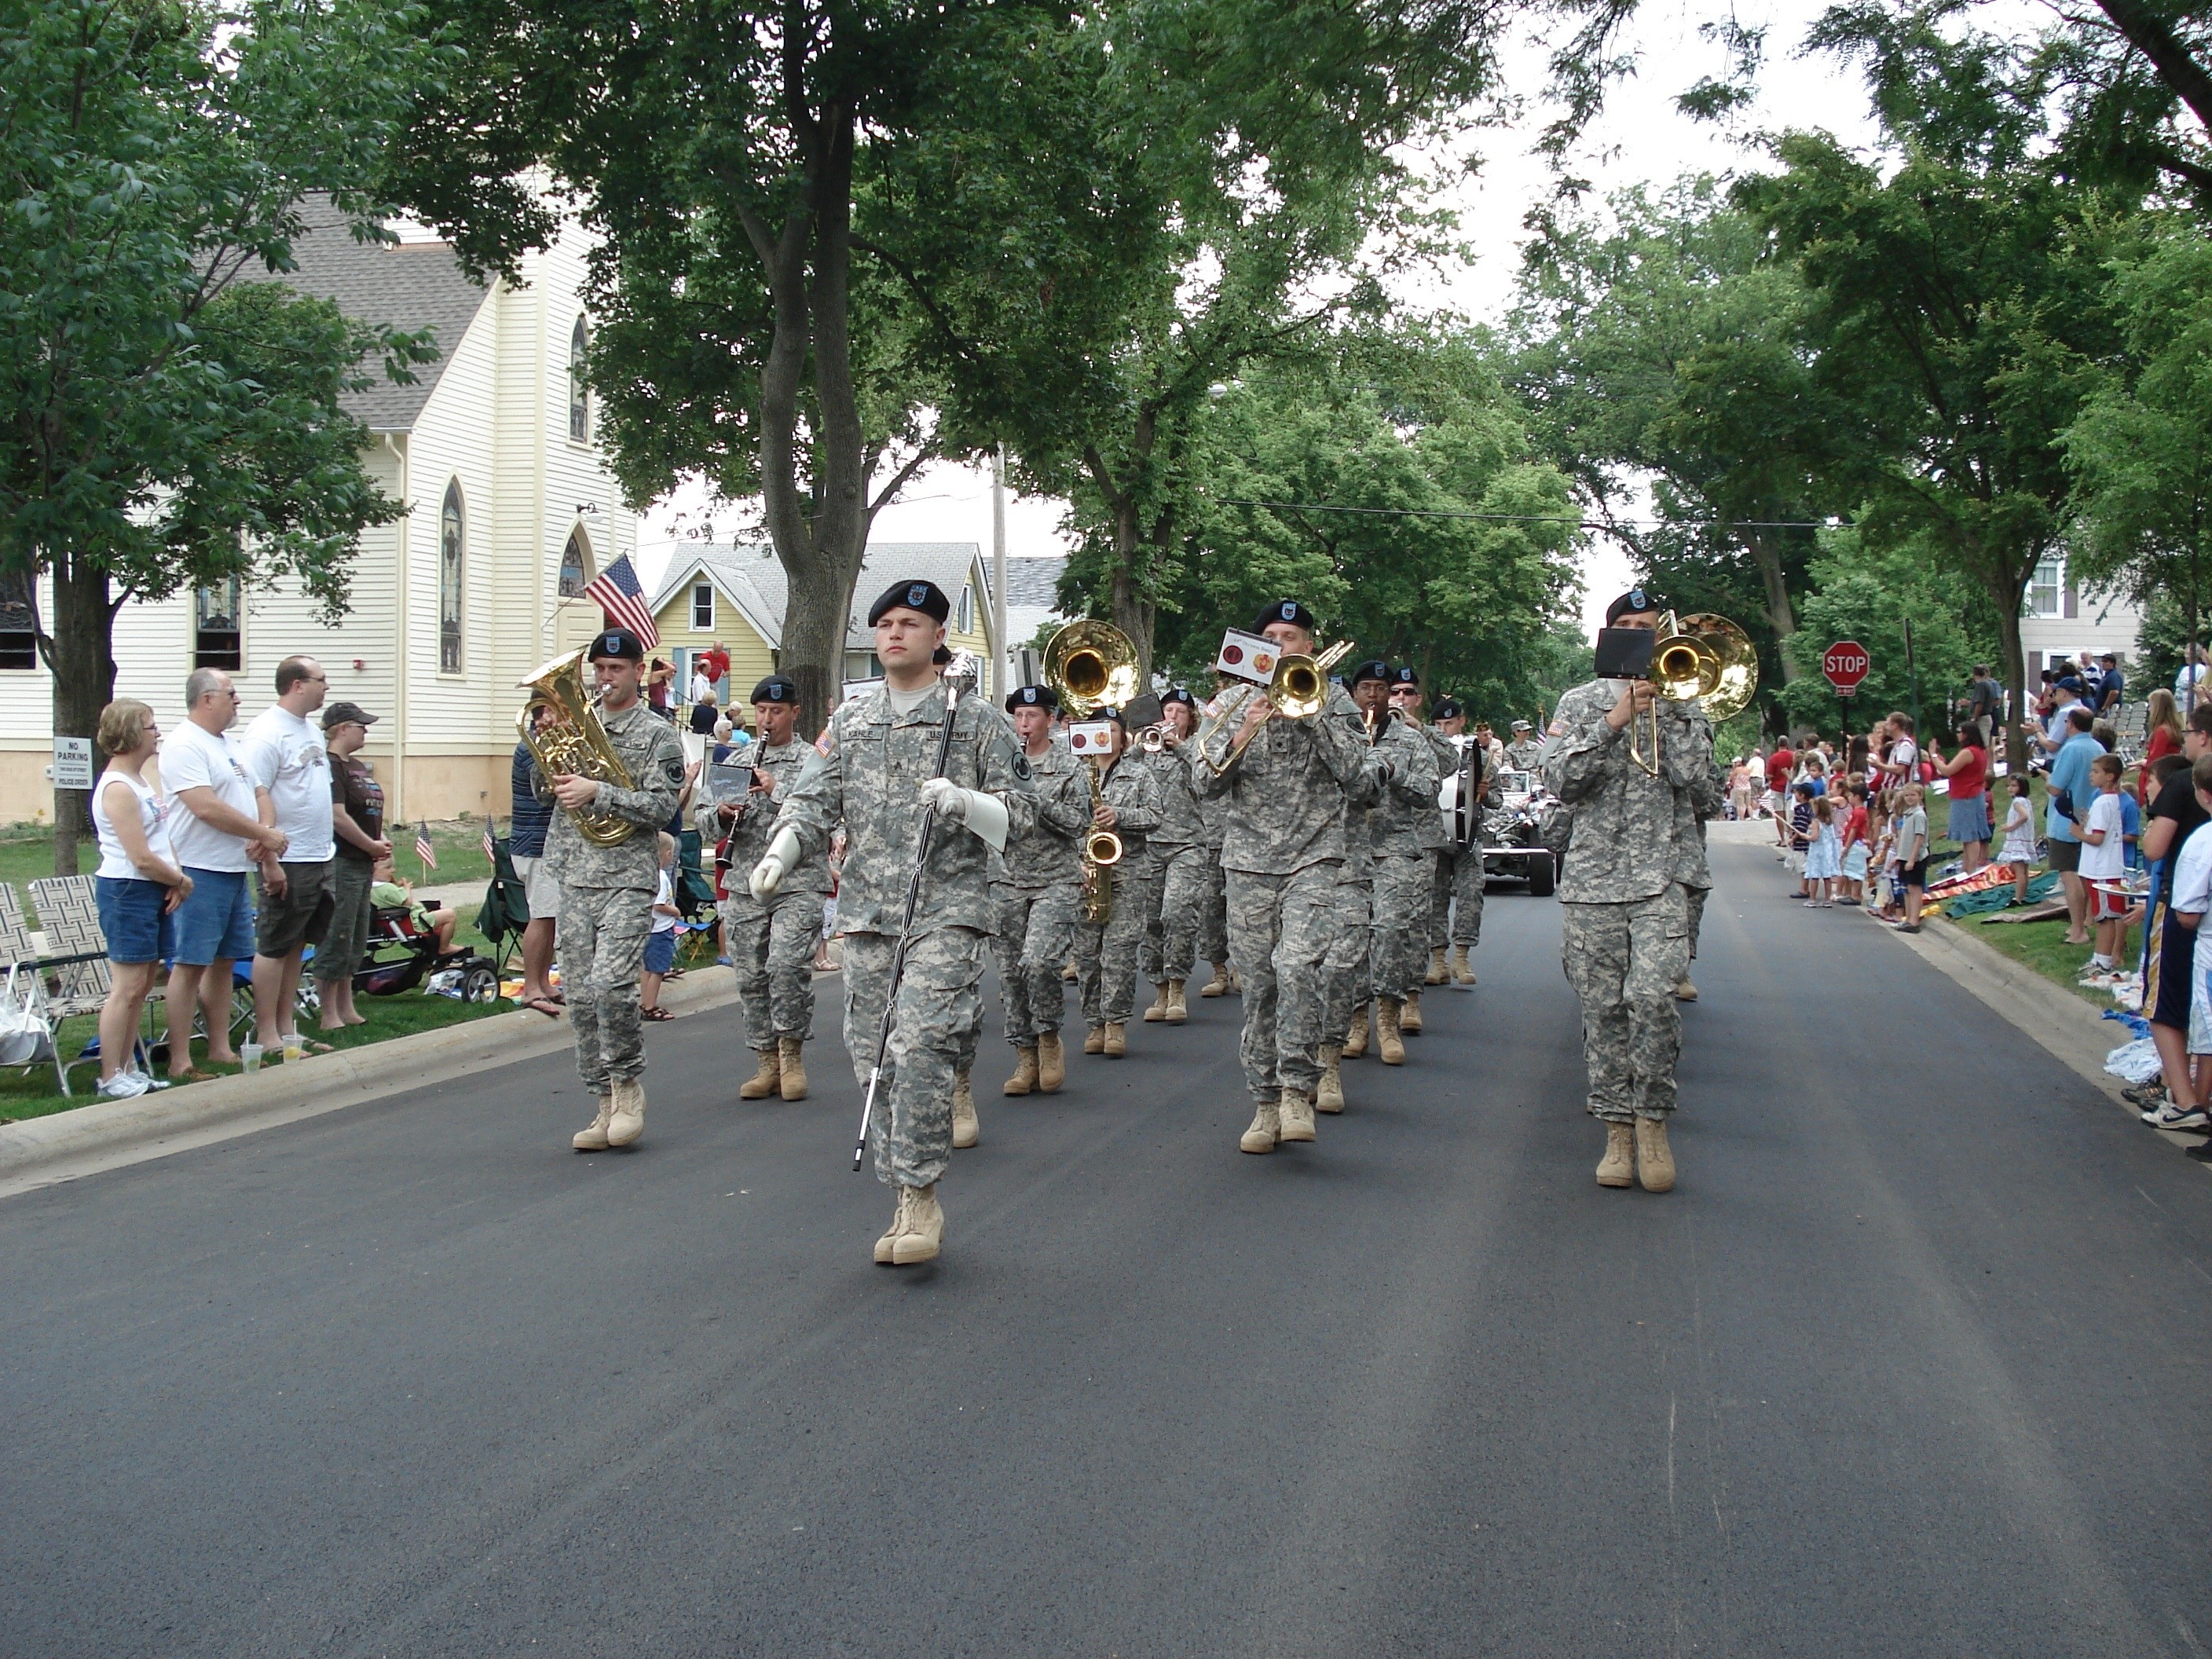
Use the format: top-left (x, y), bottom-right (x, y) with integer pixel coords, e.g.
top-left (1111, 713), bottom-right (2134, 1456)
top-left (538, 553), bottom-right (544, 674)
top-left (643, 928), bottom-right (676, 976)
top-left (255, 859), bottom-right (335, 957)
top-left (2046, 838), bottom-right (2082, 873)
top-left (2089, 883), bottom-right (2130, 922)
top-left (174, 867), bottom-right (257, 967)
top-left (95, 875), bottom-right (176, 965)
top-left (2154, 906), bottom-right (2196, 1031)
top-left (316, 856), bottom-right (378, 984)
top-left (511, 853), bottom-right (560, 922)
top-left (1902, 859), bottom-right (1930, 892)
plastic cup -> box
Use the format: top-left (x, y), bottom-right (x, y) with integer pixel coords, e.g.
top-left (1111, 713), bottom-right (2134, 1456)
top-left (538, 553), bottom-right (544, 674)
top-left (282, 1036), bottom-right (304, 1063)
top-left (241, 1043), bottom-right (262, 1073)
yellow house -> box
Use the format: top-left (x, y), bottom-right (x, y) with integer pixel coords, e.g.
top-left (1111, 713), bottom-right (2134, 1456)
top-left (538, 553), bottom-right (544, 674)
top-left (647, 542), bottom-right (1001, 709)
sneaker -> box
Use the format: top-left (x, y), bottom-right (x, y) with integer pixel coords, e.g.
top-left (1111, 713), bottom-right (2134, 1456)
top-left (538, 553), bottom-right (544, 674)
top-left (95, 1071), bottom-right (151, 1100)
top-left (130, 1068), bottom-right (171, 1092)
top-left (2144, 1103), bottom-right (2211, 1131)
top-left (2123, 1082), bottom-right (2169, 1107)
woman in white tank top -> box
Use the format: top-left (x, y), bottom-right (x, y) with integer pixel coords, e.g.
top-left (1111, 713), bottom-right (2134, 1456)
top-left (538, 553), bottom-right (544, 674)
top-left (90, 699), bottom-right (190, 1098)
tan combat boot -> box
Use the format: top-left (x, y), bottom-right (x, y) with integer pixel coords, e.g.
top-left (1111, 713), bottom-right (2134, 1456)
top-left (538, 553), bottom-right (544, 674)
top-left (951, 1070), bottom-right (980, 1148)
top-left (1451, 946), bottom-right (1476, 986)
top-left (1316, 1044), bottom-right (1345, 1113)
top-left (1083, 1024), bottom-right (1106, 1055)
top-left (778, 1036), bottom-right (808, 1101)
top-left (1004, 1046), bottom-right (1038, 1096)
top-left (739, 1047), bottom-right (782, 1100)
top-left (1165, 980), bottom-right (1188, 1024)
top-left (1063, 958), bottom-right (1079, 982)
top-left (1200, 962), bottom-right (1231, 998)
top-left (1342, 1003), bottom-right (1371, 1059)
top-left (1635, 1118), bottom-right (1676, 1192)
top-left (892, 1184), bottom-right (944, 1265)
top-left (874, 1185), bottom-right (914, 1264)
top-left (1142, 982), bottom-right (1170, 1022)
top-left (1401, 991), bottom-right (1423, 1035)
top-left (1425, 945), bottom-right (1448, 986)
top-left (1239, 1099), bottom-right (1280, 1154)
top-left (1229, 968), bottom-right (1244, 994)
top-left (1278, 1087), bottom-right (1317, 1143)
top-left (1038, 1031), bottom-right (1066, 1093)
top-left (572, 1096), bottom-right (614, 1152)
top-left (1596, 1122), bottom-right (1635, 1188)
top-left (1103, 1021), bottom-right (1127, 1058)
top-left (606, 1076), bottom-right (646, 1148)
top-left (1674, 976), bottom-right (1698, 1003)
top-left (1376, 998), bottom-right (1406, 1065)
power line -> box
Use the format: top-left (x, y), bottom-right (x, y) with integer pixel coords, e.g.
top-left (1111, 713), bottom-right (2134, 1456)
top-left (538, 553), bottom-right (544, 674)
top-left (1215, 498), bottom-right (1837, 531)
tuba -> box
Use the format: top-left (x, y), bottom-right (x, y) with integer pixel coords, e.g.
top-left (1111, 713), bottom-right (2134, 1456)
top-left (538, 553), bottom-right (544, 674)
top-left (517, 648), bottom-right (638, 848)
top-left (1043, 620), bottom-right (1142, 718)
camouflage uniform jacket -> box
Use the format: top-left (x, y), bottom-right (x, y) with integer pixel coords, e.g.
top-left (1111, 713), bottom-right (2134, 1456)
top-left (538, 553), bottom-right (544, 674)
top-left (1368, 712), bottom-right (1442, 859)
top-left (533, 699), bottom-right (687, 892)
top-left (695, 737), bottom-right (830, 901)
top-left (1142, 742), bottom-right (1208, 848)
top-left (1338, 756), bottom-right (1386, 884)
top-left (1000, 738), bottom-right (1090, 889)
top-left (1505, 738), bottom-right (1546, 774)
top-left (772, 681), bottom-right (1036, 937)
top-left (1672, 716), bottom-right (1726, 891)
top-left (1096, 751), bottom-right (1165, 873)
top-left (1196, 682), bottom-right (1376, 876)
top-left (1415, 723), bottom-right (1456, 851)
top-left (1544, 680), bottom-right (1714, 904)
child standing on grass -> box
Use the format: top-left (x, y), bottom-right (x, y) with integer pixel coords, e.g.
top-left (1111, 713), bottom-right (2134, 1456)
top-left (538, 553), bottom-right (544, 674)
top-left (1895, 785), bottom-right (1930, 931)
top-left (1804, 796), bottom-right (1841, 906)
top-left (1998, 772), bottom-right (2037, 905)
top-left (640, 832), bottom-right (680, 1022)
top-left (2076, 753), bottom-right (2130, 975)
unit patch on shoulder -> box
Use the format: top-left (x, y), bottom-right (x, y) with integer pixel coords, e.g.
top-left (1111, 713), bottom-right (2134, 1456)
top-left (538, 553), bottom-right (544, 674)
top-left (1013, 753), bottom-right (1033, 782)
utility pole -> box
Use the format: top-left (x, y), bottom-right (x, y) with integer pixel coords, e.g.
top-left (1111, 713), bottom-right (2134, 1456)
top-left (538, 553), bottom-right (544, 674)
top-left (992, 443), bottom-right (1009, 700)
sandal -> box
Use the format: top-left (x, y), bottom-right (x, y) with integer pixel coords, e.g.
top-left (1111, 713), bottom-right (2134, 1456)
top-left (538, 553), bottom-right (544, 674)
top-left (168, 1067), bottom-right (218, 1084)
top-left (641, 1005), bottom-right (675, 1022)
top-left (522, 996), bottom-right (564, 1019)
top-left (302, 1038), bottom-right (335, 1055)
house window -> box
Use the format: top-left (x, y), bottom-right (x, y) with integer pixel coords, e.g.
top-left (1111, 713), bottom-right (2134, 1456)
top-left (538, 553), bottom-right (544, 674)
top-left (559, 528), bottom-right (592, 599)
top-left (569, 317), bottom-right (590, 443)
top-left (2028, 556), bottom-right (2064, 620)
top-left (0, 599), bottom-right (34, 671)
top-left (691, 581), bottom-right (714, 632)
top-left (194, 577), bottom-right (242, 670)
top-left (439, 481), bottom-right (465, 673)
top-left (958, 584), bottom-right (972, 634)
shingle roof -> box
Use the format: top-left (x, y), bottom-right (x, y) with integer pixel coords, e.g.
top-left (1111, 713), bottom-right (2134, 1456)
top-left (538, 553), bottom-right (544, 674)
top-left (1004, 555), bottom-right (1067, 610)
top-left (654, 542), bottom-right (990, 647)
top-left (250, 196), bottom-right (491, 432)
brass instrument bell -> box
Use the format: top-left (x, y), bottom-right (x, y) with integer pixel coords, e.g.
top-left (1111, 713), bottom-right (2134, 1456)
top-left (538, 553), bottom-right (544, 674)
top-left (1628, 610), bottom-right (1760, 774)
top-left (516, 649), bottom-right (639, 847)
top-left (1043, 620), bottom-right (1141, 719)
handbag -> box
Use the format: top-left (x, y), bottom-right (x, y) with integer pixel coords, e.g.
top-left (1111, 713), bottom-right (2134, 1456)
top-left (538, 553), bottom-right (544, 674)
top-left (0, 965), bottom-right (54, 1065)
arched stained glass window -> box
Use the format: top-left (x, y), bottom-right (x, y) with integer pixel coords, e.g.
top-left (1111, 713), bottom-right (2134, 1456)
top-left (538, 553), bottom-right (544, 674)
top-left (559, 526), bottom-right (592, 598)
top-left (439, 481), bottom-right (465, 673)
top-left (569, 316), bottom-right (590, 443)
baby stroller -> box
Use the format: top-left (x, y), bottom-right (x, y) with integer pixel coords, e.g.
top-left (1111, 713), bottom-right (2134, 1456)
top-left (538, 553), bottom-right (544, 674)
top-left (356, 897), bottom-right (500, 1003)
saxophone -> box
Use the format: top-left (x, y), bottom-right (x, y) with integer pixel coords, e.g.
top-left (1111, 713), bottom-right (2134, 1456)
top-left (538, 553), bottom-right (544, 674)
top-left (516, 649), bottom-right (639, 848)
top-left (1080, 757), bottom-right (1121, 924)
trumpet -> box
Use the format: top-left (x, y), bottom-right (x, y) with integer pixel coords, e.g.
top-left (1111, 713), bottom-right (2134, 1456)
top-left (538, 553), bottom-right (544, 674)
top-left (1195, 639), bottom-right (1356, 771)
top-left (1628, 611), bottom-right (1759, 775)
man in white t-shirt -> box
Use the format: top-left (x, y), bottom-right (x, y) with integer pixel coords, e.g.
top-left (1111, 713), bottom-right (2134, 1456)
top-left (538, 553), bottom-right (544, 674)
top-left (1881, 712), bottom-right (1921, 786)
top-left (237, 655), bottom-right (335, 1055)
top-left (159, 667), bottom-right (288, 1080)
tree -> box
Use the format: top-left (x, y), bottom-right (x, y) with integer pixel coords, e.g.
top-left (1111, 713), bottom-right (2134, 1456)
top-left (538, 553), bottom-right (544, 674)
top-left (1, 0), bottom-right (439, 869)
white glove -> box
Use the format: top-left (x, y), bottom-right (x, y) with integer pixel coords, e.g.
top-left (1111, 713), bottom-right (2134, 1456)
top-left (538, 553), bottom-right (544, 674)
top-left (921, 775), bottom-right (967, 822)
top-left (920, 777), bottom-right (1010, 853)
top-left (748, 824), bottom-right (802, 901)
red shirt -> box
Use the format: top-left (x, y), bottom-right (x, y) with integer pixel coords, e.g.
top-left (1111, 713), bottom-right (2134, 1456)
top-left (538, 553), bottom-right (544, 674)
top-left (1770, 746), bottom-right (1794, 788)
top-left (1947, 745), bottom-right (1987, 802)
top-left (1843, 803), bottom-right (1868, 849)
top-left (2141, 724), bottom-right (2181, 808)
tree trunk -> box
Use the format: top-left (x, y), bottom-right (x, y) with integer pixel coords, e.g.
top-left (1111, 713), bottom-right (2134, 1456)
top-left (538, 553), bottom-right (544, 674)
top-left (1743, 529), bottom-right (1802, 682)
top-left (1996, 591), bottom-right (2030, 776)
top-left (48, 547), bottom-right (117, 876)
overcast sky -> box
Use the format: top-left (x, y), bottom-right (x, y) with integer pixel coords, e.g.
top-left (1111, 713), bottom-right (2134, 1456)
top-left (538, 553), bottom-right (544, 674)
top-left (634, 0), bottom-right (1907, 633)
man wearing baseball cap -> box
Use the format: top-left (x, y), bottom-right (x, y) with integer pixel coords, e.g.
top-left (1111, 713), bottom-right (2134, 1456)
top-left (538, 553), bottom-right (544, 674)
top-left (313, 701), bottom-right (390, 1033)
top-left (535, 624), bottom-right (690, 1153)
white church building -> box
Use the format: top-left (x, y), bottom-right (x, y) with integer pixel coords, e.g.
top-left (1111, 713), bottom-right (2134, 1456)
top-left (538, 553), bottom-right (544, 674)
top-left (0, 196), bottom-right (634, 825)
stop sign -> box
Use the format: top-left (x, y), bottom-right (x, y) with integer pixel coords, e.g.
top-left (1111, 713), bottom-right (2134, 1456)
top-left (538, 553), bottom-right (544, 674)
top-left (1822, 640), bottom-right (1870, 694)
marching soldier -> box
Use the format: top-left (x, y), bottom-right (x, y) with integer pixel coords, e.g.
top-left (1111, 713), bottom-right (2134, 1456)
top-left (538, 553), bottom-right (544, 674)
top-left (1139, 689), bottom-right (1210, 1025)
top-left (539, 627), bottom-right (688, 1153)
top-left (1392, 671), bottom-right (1460, 990)
top-left (1675, 782), bottom-right (1722, 1003)
top-left (994, 684), bottom-right (1089, 1100)
top-left (1320, 668), bottom-right (1386, 1108)
top-left (1194, 677), bottom-right (1236, 998)
top-left (1504, 719), bottom-right (1545, 773)
top-left (1542, 588), bottom-right (1714, 1195)
top-left (1075, 709), bottom-right (1163, 1057)
top-left (1361, 665), bottom-right (1441, 1050)
top-left (700, 675), bottom-right (826, 1104)
top-left (753, 580), bottom-right (1035, 1266)
top-left (1427, 697), bottom-right (1488, 986)
top-left (1196, 599), bottom-right (1373, 1154)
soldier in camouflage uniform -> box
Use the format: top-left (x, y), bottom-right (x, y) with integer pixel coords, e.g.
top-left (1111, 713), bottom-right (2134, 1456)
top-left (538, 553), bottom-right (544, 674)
top-left (755, 580), bottom-right (1035, 1267)
top-left (1543, 588), bottom-right (1715, 1196)
top-left (1137, 689), bottom-right (1210, 1026)
top-left (1193, 679), bottom-right (1235, 998)
top-left (1427, 698), bottom-right (1490, 984)
top-left (1504, 719), bottom-right (1546, 774)
top-left (993, 684), bottom-right (1089, 1098)
top-left (1074, 710), bottom-right (1163, 1057)
top-left (1196, 599), bottom-right (1376, 1153)
top-left (1361, 666), bottom-right (1442, 1050)
top-left (535, 627), bottom-right (689, 1154)
top-left (1317, 668), bottom-right (1387, 1110)
top-left (1675, 776), bottom-right (1721, 1003)
top-left (698, 675), bottom-right (827, 1104)
top-left (1389, 671), bottom-right (1456, 991)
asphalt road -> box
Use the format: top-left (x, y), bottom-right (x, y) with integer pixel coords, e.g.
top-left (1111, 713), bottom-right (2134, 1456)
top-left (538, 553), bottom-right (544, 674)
top-left (7, 833), bottom-right (2212, 1657)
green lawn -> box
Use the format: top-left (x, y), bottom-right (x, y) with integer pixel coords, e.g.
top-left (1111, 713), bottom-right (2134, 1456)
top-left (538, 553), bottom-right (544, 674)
top-left (1942, 908), bottom-right (2139, 1006)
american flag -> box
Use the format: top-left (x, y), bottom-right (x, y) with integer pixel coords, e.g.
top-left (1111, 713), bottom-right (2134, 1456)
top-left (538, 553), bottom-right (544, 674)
top-left (482, 824), bottom-right (496, 862)
top-left (415, 826), bottom-right (437, 870)
top-left (581, 554), bottom-right (660, 650)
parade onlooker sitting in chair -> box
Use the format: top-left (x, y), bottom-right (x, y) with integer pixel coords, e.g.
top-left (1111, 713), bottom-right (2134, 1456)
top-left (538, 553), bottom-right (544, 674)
top-left (369, 856), bottom-right (460, 958)
top-left (92, 699), bottom-right (190, 1098)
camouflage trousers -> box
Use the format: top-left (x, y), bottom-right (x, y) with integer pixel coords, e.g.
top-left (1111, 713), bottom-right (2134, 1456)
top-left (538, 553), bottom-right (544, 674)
top-left (1559, 886), bottom-right (1690, 1123)
top-left (1369, 851), bottom-right (1433, 1001)
top-left (1077, 862), bottom-right (1159, 1027)
top-left (994, 880), bottom-right (1077, 1046)
top-left (721, 889), bottom-right (826, 1051)
top-left (1139, 841), bottom-right (1211, 983)
top-left (1196, 845), bottom-right (1229, 966)
top-left (1322, 880), bottom-right (1371, 1046)
top-left (841, 926), bottom-right (987, 1189)
top-left (1225, 862), bottom-right (1341, 1101)
top-left (558, 882), bottom-right (654, 1095)
top-left (1686, 882), bottom-right (1707, 961)
top-left (1431, 846), bottom-right (1484, 948)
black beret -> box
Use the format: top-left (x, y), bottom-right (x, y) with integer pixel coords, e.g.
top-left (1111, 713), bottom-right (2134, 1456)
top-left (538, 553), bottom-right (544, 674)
top-left (1251, 599), bottom-right (1319, 634)
top-left (588, 627), bottom-right (646, 663)
top-left (1160, 687), bottom-right (1196, 709)
top-left (1431, 697), bottom-right (1463, 720)
top-left (932, 644), bottom-right (953, 665)
top-left (751, 676), bottom-right (799, 705)
top-left (1349, 658), bottom-right (1392, 687)
top-left (1099, 705), bottom-right (1127, 727)
top-left (867, 579), bottom-right (952, 627)
top-left (1006, 684), bottom-right (1059, 713)
top-left (1605, 587), bottom-right (1663, 625)
top-left (1390, 665), bottom-right (1420, 688)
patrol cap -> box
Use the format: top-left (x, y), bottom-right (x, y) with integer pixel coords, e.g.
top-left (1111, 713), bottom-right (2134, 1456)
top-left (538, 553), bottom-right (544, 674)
top-left (1390, 665), bottom-right (1420, 689)
top-left (1605, 587), bottom-right (1663, 625)
top-left (752, 676), bottom-right (799, 705)
top-left (321, 700), bottom-right (379, 730)
top-left (1006, 684), bottom-right (1059, 713)
top-left (1160, 687), bottom-right (1196, 709)
top-left (867, 579), bottom-right (951, 626)
top-left (588, 627), bottom-right (646, 662)
top-left (1432, 697), bottom-right (1463, 720)
top-left (1349, 659), bottom-right (1392, 687)
top-left (1252, 599), bottom-right (1319, 635)
top-left (1512, 719), bottom-right (1533, 732)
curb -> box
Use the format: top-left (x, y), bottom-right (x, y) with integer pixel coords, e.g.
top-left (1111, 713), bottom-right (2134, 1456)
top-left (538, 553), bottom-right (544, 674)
top-left (0, 969), bottom-right (741, 1201)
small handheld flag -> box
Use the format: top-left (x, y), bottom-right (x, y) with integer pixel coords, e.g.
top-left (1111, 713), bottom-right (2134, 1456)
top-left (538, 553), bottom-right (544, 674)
top-left (415, 826), bottom-right (438, 873)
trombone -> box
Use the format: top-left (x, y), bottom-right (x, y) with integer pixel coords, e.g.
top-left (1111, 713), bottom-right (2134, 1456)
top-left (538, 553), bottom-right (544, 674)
top-left (1196, 639), bottom-right (1356, 772)
top-left (1628, 611), bottom-right (1759, 775)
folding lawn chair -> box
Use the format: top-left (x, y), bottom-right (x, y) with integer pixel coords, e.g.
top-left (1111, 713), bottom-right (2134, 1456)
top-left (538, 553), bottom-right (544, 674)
top-left (24, 876), bottom-right (148, 1094)
top-left (478, 827), bottom-right (532, 979)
